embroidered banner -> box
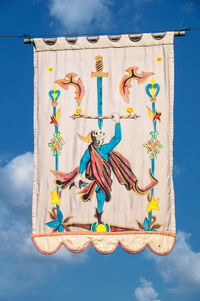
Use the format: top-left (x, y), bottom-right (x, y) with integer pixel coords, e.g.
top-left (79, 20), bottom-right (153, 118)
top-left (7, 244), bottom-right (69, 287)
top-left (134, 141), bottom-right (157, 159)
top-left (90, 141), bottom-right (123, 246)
top-left (32, 32), bottom-right (175, 255)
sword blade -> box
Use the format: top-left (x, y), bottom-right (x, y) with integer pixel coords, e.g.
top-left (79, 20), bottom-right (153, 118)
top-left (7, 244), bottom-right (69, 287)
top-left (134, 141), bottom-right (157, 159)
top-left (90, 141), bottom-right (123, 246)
top-left (97, 77), bottom-right (103, 129)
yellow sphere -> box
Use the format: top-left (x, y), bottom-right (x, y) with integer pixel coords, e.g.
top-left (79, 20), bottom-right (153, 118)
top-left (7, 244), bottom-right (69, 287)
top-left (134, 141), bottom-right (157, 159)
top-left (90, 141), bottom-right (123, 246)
top-left (96, 224), bottom-right (107, 232)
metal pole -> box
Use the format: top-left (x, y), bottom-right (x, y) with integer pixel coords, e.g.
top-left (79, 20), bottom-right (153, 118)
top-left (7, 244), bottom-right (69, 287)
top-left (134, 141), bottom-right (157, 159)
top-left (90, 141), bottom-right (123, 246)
top-left (24, 31), bottom-right (185, 44)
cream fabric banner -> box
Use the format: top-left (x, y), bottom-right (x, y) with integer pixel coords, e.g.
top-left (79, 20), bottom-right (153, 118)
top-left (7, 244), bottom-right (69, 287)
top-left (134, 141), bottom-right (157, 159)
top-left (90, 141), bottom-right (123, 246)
top-left (32, 32), bottom-right (175, 255)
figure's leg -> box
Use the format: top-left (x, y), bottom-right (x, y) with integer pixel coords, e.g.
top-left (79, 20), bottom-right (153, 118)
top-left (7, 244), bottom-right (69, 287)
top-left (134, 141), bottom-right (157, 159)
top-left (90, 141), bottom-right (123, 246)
top-left (81, 183), bottom-right (105, 211)
top-left (94, 186), bottom-right (106, 224)
top-left (96, 187), bottom-right (106, 213)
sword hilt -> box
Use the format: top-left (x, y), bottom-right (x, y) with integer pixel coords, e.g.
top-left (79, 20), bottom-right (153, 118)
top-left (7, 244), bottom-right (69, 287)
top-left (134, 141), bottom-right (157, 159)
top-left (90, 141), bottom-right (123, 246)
top-left (96, 55), bottom-right (103, 72)
top-left (91, 55), bottom-right (108, 77)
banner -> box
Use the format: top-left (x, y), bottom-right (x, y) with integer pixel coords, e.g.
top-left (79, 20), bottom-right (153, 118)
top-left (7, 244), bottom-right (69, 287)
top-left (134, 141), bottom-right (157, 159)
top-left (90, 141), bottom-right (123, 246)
top-left (32, 32), bottom-right (175, 255)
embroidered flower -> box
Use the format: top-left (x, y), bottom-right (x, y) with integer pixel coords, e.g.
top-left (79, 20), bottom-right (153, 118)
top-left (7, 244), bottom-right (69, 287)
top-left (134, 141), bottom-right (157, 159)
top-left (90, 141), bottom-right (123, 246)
top-left (75, 108), bottom-right (82, 115)
top-left (46, 205), bottom-right (73, 232)
top-left (136, 215), bottom-right (162, 231)
top-left (126, 106), bottom-right (134, 114)
top-left (144, 132), bottom-right (163, 159)
top-left (144, 139), bottom-right (163, 159)
top-left (156, 56), bottom-right (163, 62)
top-left (48, 132), bottom-right (65, 156)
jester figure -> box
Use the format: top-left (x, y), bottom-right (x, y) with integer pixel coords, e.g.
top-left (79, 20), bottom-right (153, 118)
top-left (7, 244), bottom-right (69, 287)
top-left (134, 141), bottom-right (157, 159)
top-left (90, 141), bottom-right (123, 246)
top-left (52, 113), bottom-right (157, 224)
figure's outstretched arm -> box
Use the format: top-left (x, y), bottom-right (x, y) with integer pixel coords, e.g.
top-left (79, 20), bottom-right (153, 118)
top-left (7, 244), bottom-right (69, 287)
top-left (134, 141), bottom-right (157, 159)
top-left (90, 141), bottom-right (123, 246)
top-left (102, 113), bottom-right (122, 153)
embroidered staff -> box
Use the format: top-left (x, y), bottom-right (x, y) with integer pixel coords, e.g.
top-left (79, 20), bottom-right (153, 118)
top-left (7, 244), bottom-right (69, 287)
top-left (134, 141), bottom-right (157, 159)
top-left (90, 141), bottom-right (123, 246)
top-left (70, 114), bottom-right (140, 120)
top-left (91, 55), bottom-right (108, 130)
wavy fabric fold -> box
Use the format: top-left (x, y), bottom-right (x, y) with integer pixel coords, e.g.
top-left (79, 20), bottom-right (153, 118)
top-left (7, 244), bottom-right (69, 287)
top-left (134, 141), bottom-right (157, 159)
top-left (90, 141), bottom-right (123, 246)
top-left (33, 32), bottom-right (175, 255)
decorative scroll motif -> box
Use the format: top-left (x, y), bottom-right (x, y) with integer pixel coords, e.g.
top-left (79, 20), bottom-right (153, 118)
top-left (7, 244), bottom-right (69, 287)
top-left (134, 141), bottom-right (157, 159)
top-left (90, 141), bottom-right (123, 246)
top-left (48, 132), bottom-right (64, 156)
top-left (48, 85), bottom-right (64, 168)
top-left (55, 73), bottom-right (85, 106)
top-left (138, 77), bottom-right (163, 231)
top-left (144, 132), bottom-right (163, 159)
top-left (47, 84), bottom-right (64, 226)
top-left (119, 67), bottom-right (153, 103)
top-left (47, 73), bottom-right (85, 233)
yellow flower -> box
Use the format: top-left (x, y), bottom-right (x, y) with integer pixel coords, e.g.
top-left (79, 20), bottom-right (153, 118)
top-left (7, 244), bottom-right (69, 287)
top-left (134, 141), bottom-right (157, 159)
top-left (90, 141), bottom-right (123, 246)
top-left (75, 108), bottom-right (82, 115)
top-left (48, 67), bottom-right (53, 72)
top-left (147, 195), bottom-right (159, 213)
top-left (126, 106), bottom-right (134, 114)
top-left (51, 188), bottom-right (60, 206)
top-left (156, 56), bottom-right (163, 62)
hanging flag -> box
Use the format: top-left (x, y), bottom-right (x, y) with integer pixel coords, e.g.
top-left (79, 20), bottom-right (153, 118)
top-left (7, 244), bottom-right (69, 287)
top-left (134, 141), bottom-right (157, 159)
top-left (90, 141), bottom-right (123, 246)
top-left (32, 32), bottom-right (175, 255)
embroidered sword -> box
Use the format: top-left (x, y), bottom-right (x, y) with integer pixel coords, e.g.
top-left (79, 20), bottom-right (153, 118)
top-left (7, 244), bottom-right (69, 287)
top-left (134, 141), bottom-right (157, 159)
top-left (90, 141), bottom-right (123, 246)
top-left (91, 55), bottom-right (108, 129)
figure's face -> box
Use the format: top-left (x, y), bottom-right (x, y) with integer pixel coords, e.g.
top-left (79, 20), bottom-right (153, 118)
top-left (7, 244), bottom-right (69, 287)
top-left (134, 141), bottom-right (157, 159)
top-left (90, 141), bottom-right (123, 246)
top-left (91, 130), bottom-right (106, 147)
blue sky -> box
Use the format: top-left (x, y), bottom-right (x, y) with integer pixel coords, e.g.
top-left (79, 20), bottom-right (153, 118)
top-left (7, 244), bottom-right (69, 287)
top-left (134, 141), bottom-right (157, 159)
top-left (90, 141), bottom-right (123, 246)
top-left (0, 0), bottom-right (200, 300)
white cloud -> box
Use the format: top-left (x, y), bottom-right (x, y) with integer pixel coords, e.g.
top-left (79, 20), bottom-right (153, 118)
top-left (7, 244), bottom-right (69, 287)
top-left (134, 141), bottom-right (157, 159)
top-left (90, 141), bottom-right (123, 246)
top-left (0, 152), bottom-right (33, 207)
top-left (0, 152), bottom-right (87, 254)
top-left (134, 278), bottom-right (160, 301)
top-left (0, 220), bottom-right (88, 295)
top-left (147, 231), bottom-right (200, 293)
top-left (48, 0), bottom-right (113, 32)
top-left (0, 152), bottom-right (88, 262)
top-left (5, 152), bottom-right (33, 192)
top-left (0, 211), bottom-right (87, 265)
top-left (51, 244), bottom-right (89, 262)
top-left (0, 152), bottom-right (88, 295)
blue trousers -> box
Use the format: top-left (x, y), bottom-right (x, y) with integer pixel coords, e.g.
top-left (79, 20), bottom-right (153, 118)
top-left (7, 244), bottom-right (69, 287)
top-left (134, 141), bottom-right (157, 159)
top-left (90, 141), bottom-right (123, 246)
top-left (95, 185), bottom-right (106, 213)
top-left (82, 183), bottom-right (106, 213)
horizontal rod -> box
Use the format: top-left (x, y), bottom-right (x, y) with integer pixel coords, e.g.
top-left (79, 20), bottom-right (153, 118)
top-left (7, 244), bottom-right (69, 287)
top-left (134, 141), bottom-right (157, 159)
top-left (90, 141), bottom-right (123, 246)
top-left (24, 31), bottom-right (185, 44)
top-left (70, 114), bottom-right (140, 120)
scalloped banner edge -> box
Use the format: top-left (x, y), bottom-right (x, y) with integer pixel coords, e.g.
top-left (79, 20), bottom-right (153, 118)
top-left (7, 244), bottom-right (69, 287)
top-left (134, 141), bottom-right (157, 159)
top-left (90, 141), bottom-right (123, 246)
top-left (32, 232), bottom-right (176, 255)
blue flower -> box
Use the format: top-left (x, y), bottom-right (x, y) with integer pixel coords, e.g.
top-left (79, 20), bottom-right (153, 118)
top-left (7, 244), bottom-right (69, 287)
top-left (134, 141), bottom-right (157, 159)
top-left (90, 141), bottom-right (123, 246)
top-left (46, 205), bottom-right (72, 232)
top-left (46, 205), bottom-right (64, 232)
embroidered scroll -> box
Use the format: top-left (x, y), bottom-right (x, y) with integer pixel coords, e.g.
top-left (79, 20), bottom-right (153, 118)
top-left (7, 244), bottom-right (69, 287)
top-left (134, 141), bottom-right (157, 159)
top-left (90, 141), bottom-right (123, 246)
top-left (32, 33), bottom-right (175, 255)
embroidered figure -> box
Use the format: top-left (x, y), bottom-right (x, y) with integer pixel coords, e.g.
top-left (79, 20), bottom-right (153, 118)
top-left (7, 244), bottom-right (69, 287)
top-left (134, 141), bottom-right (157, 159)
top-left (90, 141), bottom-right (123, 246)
top-left (52, 113), bottom-right (158, 226)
